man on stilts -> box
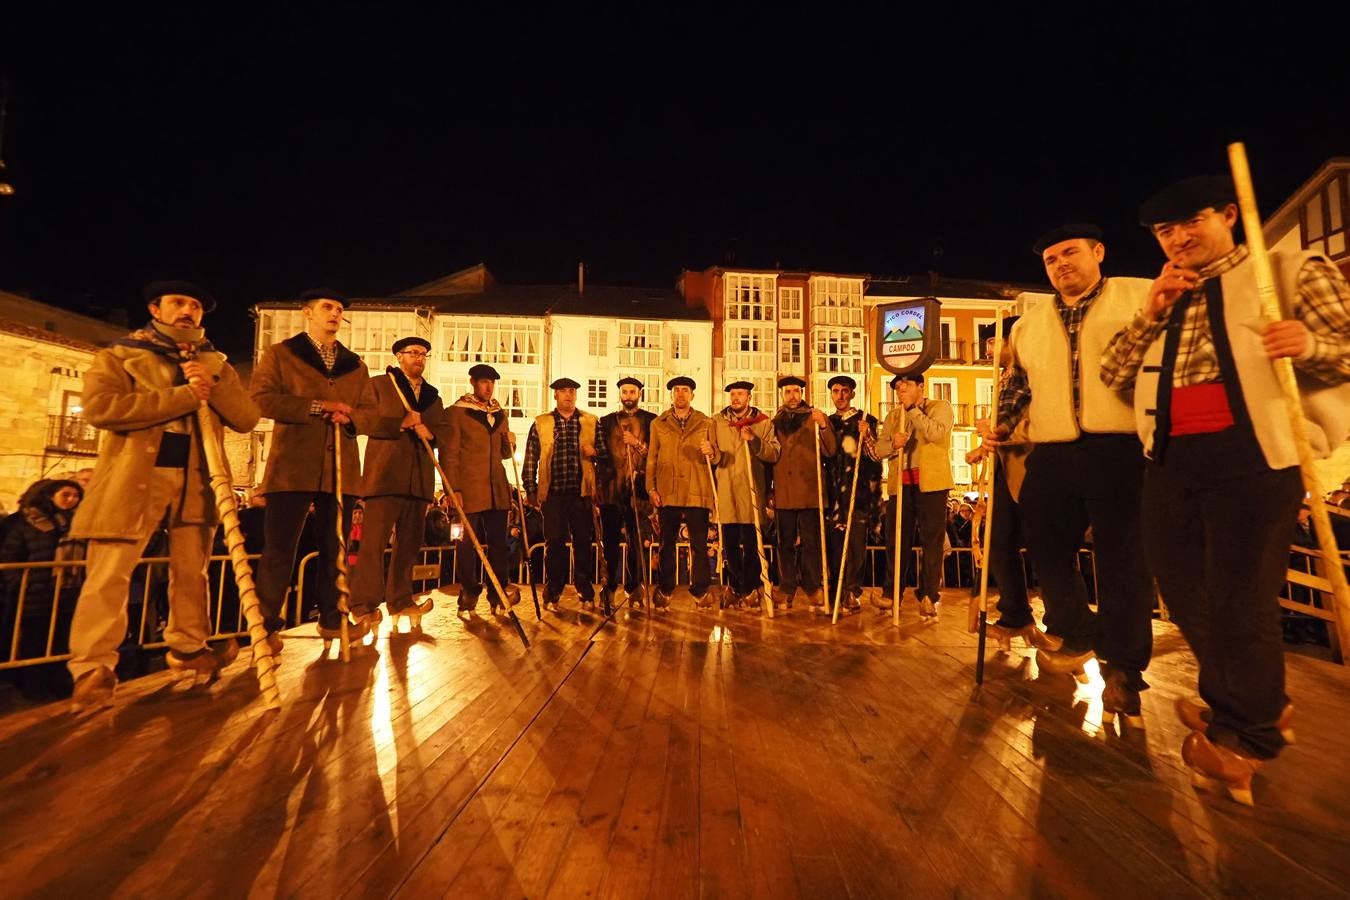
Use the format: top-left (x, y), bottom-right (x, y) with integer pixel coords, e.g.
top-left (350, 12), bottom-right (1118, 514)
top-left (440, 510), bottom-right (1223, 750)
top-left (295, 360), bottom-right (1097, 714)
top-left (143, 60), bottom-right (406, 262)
top-left (710, 380), bottom-right (781, 609)
top-left (874, 373), bottom-right (954, 620)
top-left (826, 375), bottom-right (881, 612)
top-left (1102, 174), bottom-right (1350, 801)
top-left (521, 377), bottom-right (603, 613)
top-left (645, 376), bottom-right (717, 609)
top-left (442, 363), bottom-right (522, 615)
top-left (768, 375), bottom-right (836, 613)
top-left (350, 336), bottom-right (444, 629)
top-left (979, 224), bottom-right (1155, 721)
top-left (252, 289), bottom-right (377, 653)
top-left (68, 281), bottom-right (259, 711)
top-left (596, 376), bottom-right (656, 607)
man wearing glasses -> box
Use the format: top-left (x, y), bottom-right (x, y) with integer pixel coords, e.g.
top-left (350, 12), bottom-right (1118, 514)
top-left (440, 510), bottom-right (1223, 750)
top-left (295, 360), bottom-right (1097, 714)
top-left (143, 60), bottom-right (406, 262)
top-left (350, 336), bottom-right (445, 627)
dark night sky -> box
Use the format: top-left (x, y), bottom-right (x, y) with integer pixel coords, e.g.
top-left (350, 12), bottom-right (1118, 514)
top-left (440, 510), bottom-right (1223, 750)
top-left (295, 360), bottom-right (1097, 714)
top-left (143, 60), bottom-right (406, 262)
top-left (3, 6), bottom-right (1349, 357)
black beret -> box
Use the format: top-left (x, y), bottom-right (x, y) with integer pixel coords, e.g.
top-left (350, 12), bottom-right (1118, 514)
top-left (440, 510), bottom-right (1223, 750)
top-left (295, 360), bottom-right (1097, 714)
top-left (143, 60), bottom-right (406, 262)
top-left (1001, 315), bottom-right (1020, 340)
top-left (666, 376), bottom-right (696, 390)
top-left (298, 287), bottom-right (349, 308)
top-left (1138, 175), bottom-right (1236, 227)
top-left (1032, 223), bottom-right (1104, 256)
top-left (144, 280), bottom-right (217, 313)
top-left (391, 336), bottom-right (431, 354)
top-left (550, 377), bottom-right (581, 390)
top-left (468, 363), bottom-right (501, 380)
top-left (724, 380), bottom-right (755, 392)
top-left (890, 372), bottom-right (925, 388)
top-left (777, 375), bottom-right (806, 389)
top-left (616, 376), bottom-right (644, 389)
top-left (827, 375), bottom-right (856, 390)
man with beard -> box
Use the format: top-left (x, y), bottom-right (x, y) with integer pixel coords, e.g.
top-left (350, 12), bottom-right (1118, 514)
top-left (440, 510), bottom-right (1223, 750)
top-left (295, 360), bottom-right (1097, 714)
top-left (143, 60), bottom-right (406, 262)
top-left (826, 375), bottom-right (882, 612)
top-left (596, 376), bottom-right (657, 607)
top-left (521, 377), bottom-right (603, 612)
top-left (66, 281), bottom-right (259, 711)
top-left (873, 373), bottom-right (954, 620)
top-left (252, 289), bottom-right (377, 653)
top-left (645, 377), bottom-right (717, 609)
top-left (979, 223), bottom-right (1154, 721)
top-left (768, 375), bottom-right (836, 612)
top-left (442, 363), bottom-right (522, 614)
top-left (350, 336), bottom-right (443, 628)
top-left (709, 380), bottom-right (781, 609)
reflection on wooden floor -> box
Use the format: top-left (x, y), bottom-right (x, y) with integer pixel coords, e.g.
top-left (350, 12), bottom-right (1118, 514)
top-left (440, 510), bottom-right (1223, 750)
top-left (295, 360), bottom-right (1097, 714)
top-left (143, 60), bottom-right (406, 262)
top-left (2, 587), bottom-right (1349, 899)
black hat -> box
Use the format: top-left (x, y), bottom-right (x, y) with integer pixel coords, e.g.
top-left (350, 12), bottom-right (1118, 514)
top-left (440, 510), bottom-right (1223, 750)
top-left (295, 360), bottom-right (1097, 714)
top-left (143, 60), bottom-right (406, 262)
top-left (616, 376), bottom-right (644, 389)
top-left (666, 376), bottom-right (696, 390)
top-left (1001, 315), bottom-right (1020, 340)
top-left (391, 336), bottom-right (431, 354)
top-left (777, 375), bottom-right (806, 389)
top-left (890, 372), bottom-right (925, 388)
top-left (468, 363), bottom-right (501, 380)
top-left (298, 287), bottom-right (349, 308)
top-left (1138, 175), bottom-right (1236, 227)
top-left (1032, 223), bottom-right (1104, 256)
top-left (144, 280), bottom-right (217, 313)
top-left (550, 377), bottom-right (581, 390)
top-left (827, 375), bottom-right (856, 390)
top-left (724, 380), bottom-right (755, 392)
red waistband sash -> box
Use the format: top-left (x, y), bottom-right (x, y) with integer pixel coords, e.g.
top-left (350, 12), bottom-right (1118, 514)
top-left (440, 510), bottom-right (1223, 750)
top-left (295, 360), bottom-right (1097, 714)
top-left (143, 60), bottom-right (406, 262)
top-left (1169, 382), bottom-right (1234, 436)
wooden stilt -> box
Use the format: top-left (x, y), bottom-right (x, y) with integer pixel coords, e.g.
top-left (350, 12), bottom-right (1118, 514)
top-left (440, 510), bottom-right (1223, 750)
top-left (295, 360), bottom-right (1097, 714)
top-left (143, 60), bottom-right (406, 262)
top-left (705, 429), bottom-right (726, 609)
top-left (332, 420), bottom-right (352, 663)
top-left (814, 425), bottom-right (830, 614)
top-left (507, 452), bottom-right (543, 619)
top-left (742, 439), bottom-right (775, 618)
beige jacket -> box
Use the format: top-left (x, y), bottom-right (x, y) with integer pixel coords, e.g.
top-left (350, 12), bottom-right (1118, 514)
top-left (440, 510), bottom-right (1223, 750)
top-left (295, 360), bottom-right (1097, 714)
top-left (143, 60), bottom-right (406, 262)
top-left (645, 407), bottom-right (717, 510)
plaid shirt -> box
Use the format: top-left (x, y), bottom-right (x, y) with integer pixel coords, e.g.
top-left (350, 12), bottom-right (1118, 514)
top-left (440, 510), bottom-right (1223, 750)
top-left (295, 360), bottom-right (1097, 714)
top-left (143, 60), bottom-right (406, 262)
top-left (306, 335), bottom-right (339, 416)
top-left (997, 278), bottom-right (1106, 429)
top-left (1101, 246), bottom-right (1350, 391)
top-left (522, 409), bottom-right (584, 496)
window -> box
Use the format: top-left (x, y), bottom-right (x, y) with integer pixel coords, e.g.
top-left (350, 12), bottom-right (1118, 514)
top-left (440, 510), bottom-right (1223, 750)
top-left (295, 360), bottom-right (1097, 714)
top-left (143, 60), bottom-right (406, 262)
top-left (725, 324), bottom-right (776, 373)
top-left (671, 332), bottom-right (691, 360)
top-left (588, 329), bottom-right (607, 357)
top-left (780, 335), bottom-right (803, 366)
top-left (779, 287), bottom-right (804, 328)
top-left (439, 319), bottom-right (544, 365)
top-left (938, 318), bottom-right (963, 362)
top-left (809, 277), bottom-right (864, 327)
top-left (724, 273), bottom-right (777, 322)
top-left (1302, 172), bottom-right (1350, 259)
top-left (437, 376), bottom-right (541, 419)
top-left (618, 321), bottom-right (662, 367)
top-left (975, 378), bottom-right (994, 424)
top-left (928, 377), bottom-right (957, 405)
top-left (587, 378), bottom-right (607, 407)
top-left (973, 317), bottom-right (996, 361)
top-left (811, 327), bottom-right (865, 374)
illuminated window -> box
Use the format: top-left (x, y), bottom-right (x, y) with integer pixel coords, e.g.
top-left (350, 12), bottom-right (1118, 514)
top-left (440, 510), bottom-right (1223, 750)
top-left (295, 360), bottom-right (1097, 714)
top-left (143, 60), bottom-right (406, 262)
top-left (724, 273), bottom-right (777, 322)
top-left (780, 335), bottom-right (803, 366)
top-left (725, 324), bottom-right (775, 373)
top-left (587, 378), bottom-right (607, 407)
top-left (438, 319), bottom-right (544, 365)
top-left (809, 277), bottom-right (864, 327)
top-left (779, 287), bottom-right (804, 328)
top-left (618, 321), bottom-right (662, 367)
top-left (1302, 172), bottom-right (1350, 259)
top-left (588, 329), bottom-right (607, 357)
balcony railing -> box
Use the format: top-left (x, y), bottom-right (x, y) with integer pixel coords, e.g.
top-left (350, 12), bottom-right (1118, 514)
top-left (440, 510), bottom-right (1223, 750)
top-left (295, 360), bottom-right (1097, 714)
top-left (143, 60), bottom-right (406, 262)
top-left (46, 415), bottom-right (100, 456)
top-left (973, 403), bottom-right (993, 426)
top-left (951, 403), bottom-right (972, 427)
top-left (936, 338), bottom-right (967, 364)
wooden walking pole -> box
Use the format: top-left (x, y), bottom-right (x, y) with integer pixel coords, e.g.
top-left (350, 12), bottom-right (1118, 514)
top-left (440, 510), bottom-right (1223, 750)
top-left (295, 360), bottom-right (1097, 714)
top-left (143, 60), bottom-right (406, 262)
top-left (331, 420), bottom-right (353, 663)
top-left (741, 437), bottom-right (776, 619)
top-left (969, 309), bottom-right (1004, 635)
top-left (506, 451), bottom-right (543, 619)
top-left (627, 446), bottom-right (649, 594)
top-left (387, 374), bottom-right (530, 648)
top-left (1228, 142), bottom-right (1350, 654)
top-left (891, 413), bottom-right (906, 628)
top-left (832, 377), bottom-right (869, 625)
top-left (813, 424), bottom-right (830, 614)
top-left (706, 424), bottom-right (726, 607)
top-left (196, 405), bottom-right (281, 709)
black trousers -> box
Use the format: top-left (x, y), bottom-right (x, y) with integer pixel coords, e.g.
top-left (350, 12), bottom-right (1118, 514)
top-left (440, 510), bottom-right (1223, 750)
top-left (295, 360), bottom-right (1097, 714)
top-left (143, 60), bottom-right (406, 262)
top-left (658, 506), bottom-right (710, 597)
top-left (1018, 434), bottom-right (1154, 679)
top-left (257, 491), bottom-right (355, 632)
top-left (721, 524), bottom-right (762, 595)
top-left (600, 502), bottom-right (644, 590)
top-left (827, 512), bottom-right (869, 599)
top-left (542, 492), bottom-right (595, 601)
top-left (457, 508), bottom-right (511, 608)
top-left (351, 494), bottom-right (428, 615)
top-left (776, 508), bottom-right (825, 595)
top-left (989, 464), bottom-right (1033, 626)
top-left (1143, 428), bottom-right (1302, 759)
top-left (885, 487), bottom-right (948, 603)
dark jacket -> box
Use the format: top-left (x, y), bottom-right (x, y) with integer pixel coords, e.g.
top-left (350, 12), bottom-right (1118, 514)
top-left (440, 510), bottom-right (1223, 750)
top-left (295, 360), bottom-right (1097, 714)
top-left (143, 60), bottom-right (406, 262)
top-left (442, 394), bottom-right (514, 513)
top-left (358, 367), bottom-right (446, 502)
top-left (595, 408), bottom-right (657, 504)
top-left (769, 405), bottom-right (837, 510)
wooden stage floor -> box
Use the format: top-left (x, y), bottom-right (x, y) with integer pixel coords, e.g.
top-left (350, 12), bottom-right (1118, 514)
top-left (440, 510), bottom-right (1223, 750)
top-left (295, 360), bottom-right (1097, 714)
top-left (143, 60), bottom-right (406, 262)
top-left (2, 588), bottom-right (1349, 899)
